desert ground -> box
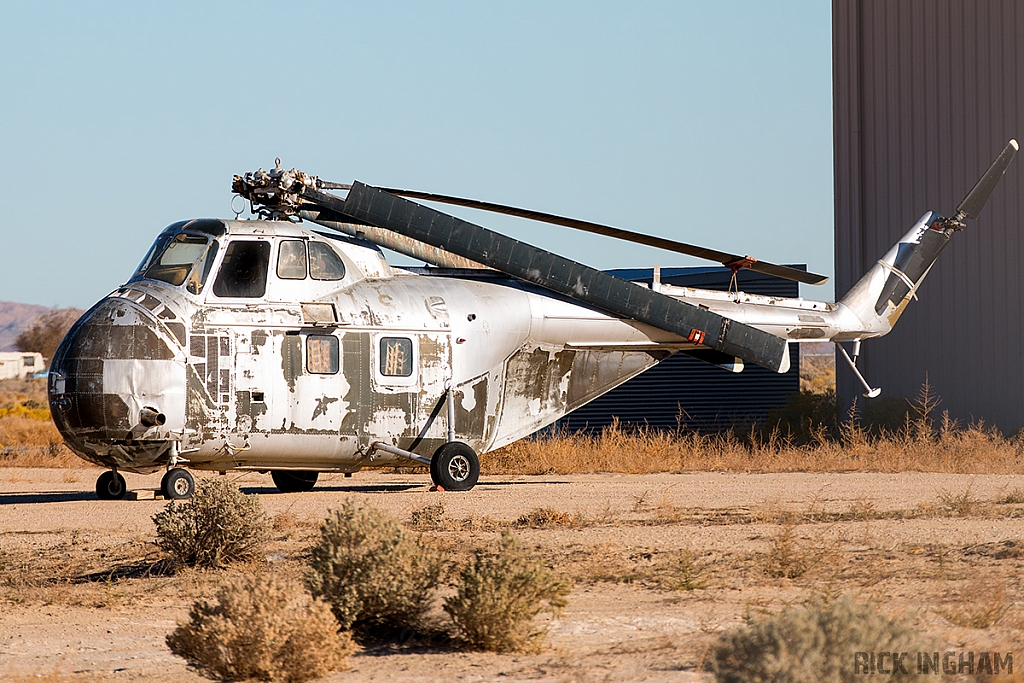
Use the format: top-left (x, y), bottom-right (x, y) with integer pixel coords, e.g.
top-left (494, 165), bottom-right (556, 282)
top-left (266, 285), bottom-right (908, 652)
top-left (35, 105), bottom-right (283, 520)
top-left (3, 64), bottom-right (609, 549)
top-left (3, 467), bottom-right (1024, 682)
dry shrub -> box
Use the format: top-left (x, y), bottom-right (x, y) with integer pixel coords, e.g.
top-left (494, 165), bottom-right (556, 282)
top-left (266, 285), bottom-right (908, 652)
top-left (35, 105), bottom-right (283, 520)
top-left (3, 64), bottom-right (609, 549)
top-left (762, 520), bottom-right (835, 579)
top-left (514, 507), bottom-right (576, 528)
top-left (997, 487), bottom-right (1024, 504)
top-left (306, 500), bottom-right (443, 635)
top-left (713, 596), bottom-right (934, 683)
top-left (409, 502), bottom-right (447, 529)
top-left (662, 547), bottom-right (711, 591)
top-left (167, 574), bottom-right (354, 682)
top-left (444, 530), bottom-right (570, 653)
top-left (938, 483), bottom-right (989, 517)
top-left (153, 479), bottom-right (269, 568)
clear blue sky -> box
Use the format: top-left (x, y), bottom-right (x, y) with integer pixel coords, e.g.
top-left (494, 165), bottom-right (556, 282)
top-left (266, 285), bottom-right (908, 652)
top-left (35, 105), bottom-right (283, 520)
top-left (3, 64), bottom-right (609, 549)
top-left (0, 1), bottom-right (834, 309)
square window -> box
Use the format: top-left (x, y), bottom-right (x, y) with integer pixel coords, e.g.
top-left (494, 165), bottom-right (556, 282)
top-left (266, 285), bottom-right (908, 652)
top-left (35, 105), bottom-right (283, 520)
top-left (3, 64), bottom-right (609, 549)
top-left (380, 337), bottom-right (413, 377)
top-left (307, 335), bottom-right (339, 374)
top-left (277, 240), bottom-right (307, 279)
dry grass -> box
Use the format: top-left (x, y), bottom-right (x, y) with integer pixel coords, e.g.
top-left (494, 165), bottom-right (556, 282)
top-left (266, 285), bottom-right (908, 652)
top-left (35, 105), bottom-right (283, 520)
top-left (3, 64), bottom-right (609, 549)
top-left (939, 574), bottom-right (1013, 629)
top-left (800, 347), bottom-right (835, 394)
top-left (0, 379), bottom-right (84, 468)
top-left (484, 414), bottom-right (1024, 476)
top-left (661, 547), bottom-right (712, 591)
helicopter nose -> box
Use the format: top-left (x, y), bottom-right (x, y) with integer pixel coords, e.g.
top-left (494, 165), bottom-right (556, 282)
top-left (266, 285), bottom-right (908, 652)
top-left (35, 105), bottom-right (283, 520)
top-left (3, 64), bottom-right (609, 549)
top-left (48, 295), bottom-right (186, 469)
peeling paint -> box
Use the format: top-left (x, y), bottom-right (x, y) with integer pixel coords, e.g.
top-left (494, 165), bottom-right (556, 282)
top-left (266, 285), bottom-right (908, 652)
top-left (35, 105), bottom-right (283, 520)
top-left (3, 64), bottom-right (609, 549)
top-left (312, 396), bottom-right (338, 420)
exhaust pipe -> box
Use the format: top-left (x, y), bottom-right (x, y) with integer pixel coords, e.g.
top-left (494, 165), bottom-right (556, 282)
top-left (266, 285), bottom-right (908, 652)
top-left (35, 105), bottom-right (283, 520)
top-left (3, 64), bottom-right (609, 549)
top-left (140, 406), bottom-right (166, 428)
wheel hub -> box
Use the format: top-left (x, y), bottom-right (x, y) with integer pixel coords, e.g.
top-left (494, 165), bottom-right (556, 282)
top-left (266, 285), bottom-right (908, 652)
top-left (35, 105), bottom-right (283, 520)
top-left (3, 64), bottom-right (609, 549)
top-left (447, 455), bottom-right (470, 481)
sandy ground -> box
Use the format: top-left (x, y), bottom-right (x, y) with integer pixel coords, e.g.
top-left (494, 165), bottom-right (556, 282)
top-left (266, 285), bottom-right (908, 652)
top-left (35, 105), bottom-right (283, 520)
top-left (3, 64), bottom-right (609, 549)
top-left (3, 468), bottom-right (1024, 682)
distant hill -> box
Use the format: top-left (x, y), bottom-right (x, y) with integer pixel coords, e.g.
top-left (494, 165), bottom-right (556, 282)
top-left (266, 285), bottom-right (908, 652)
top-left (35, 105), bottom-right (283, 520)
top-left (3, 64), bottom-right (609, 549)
top-left (0, 301), bottom-right (68, 352)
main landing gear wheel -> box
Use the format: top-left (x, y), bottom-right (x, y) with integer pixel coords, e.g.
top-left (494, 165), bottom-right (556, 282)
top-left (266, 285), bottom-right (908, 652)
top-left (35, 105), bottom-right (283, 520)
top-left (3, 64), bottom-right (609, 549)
top-left (430, 442), bottom-right (479, 491)
top-left (271, 470), bottom-right (319, 493)
top-left (161, 468), bottom-right (195, 500)
top-left (96, 470), bottom-right (127, 500)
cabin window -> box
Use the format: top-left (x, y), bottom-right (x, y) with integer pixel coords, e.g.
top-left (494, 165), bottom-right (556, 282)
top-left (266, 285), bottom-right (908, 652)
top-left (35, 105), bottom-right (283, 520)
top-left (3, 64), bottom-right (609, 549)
top-left (277, 240), bottom-right (307, 280)
top-left (379, 337), bottom-right (413, 377)
top-left (309, 242), bottom-right (346, 281)
top-left (22, 356), bottom-right (35, 367)
top-left (144, 234), bottom-right (211, 287)
top-left (213, 241), bottom-right (270, 298)
top-left (307, 335), bottom-right (339, 374)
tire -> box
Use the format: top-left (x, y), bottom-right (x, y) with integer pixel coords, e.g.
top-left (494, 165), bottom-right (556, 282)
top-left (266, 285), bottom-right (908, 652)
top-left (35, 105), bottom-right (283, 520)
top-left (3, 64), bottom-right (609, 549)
top-left (161, 468), bottom-right (195, 500)
top-left (431, 442), bottom-right (479, 491)
top-left (271, 470), bottom-right (319, 493)
top-left (96, 471), bottom-right (127, 500)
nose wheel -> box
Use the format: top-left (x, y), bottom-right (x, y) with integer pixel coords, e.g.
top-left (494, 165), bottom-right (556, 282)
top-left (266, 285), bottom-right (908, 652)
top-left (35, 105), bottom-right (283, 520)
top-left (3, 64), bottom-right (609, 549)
top-left (96, 470), bottom-right (128, 500)
top-left (161, 468), bottom-right (195, 500)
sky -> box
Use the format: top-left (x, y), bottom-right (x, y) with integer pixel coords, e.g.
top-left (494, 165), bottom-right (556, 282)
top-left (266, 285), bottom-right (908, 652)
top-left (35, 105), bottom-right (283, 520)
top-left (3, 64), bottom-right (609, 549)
top-left (0, 1), bottom-right (834, 309)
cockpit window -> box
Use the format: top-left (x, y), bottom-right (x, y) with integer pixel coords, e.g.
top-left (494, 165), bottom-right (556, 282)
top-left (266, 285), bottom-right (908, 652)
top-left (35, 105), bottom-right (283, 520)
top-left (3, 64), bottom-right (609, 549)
top-left (277, 240), bottom-right (307, 280)
top-left (309, 242), bottom-right (346, 281)
top-left (186, 241), bottom-right (220, 295)
top-left (143, 234), bottom-right (212, 288)
top-left (213, 241), bottom-right (271, 298)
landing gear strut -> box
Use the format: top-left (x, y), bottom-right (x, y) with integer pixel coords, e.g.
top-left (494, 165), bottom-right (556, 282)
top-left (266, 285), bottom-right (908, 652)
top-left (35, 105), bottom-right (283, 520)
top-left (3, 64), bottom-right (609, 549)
top-left (96, 470), bottom-right (127, 500)
top-left (161, 468), bottom-right (195, 499)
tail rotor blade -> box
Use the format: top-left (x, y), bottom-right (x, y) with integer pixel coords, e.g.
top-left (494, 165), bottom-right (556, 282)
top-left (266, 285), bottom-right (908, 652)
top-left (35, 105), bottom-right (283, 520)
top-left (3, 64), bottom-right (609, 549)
top-left (956, 139), bottom-right (1018, 220)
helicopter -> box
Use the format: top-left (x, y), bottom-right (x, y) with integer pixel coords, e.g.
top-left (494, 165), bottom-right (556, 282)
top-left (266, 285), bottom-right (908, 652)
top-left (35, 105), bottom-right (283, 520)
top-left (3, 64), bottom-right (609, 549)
top-left (47, 141), bottom-right (1017, 500)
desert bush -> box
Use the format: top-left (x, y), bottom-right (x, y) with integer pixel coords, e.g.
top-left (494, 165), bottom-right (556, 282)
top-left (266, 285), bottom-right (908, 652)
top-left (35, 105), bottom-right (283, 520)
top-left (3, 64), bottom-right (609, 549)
top-left (15, 308), bottom-right (82, 364)
top-left (514, 507), bottom-right (576, 528)
top-left (663, 547), bottom-right (711, 591)
top-left (713, 596), bottom-right (933, 683)
top-left (763, 521), bottom-right (815, 579)
top-left (167, 574), bottom-right (353, 682)
top-left (306, 500), bottom-right (444, 636)
top-left (444, 530), bottom-right (571, 653)
top-left (409, 502), bottom-right (447, 529)
top-left (153, 479), bottom-right (269, 568)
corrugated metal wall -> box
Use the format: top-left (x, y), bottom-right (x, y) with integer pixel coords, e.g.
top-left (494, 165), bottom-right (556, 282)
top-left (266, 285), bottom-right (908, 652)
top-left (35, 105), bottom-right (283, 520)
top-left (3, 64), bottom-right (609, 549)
top-left (557, 267), bottom-right (800, 433)
top-left (834, 0), bottom-right (1024, 431)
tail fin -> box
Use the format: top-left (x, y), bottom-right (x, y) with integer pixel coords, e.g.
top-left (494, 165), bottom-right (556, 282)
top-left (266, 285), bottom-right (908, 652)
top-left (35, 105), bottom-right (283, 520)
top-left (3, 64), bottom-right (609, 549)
top-left (839, 140), bottom-right (1018, 336)
top-left (838, 211), bottom-right (948, 334)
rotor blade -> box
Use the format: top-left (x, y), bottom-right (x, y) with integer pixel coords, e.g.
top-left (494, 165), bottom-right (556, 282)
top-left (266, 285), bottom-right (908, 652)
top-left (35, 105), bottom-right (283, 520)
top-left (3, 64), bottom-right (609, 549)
top-left (956, 139), bottom-right (1019, 220)
top-left (305, 182), bottom-right (792, 374)
top-left (378, 187), bottom-right (828, 286)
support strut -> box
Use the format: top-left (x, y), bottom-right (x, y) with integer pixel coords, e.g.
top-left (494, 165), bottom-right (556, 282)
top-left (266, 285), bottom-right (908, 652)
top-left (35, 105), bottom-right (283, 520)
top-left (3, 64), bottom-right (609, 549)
top-left (446, 387), bottom-right (456, 444)
top-left (836, 341), bottom-right (881, 398)
top-left (370, 441), bottom-right (432, 466)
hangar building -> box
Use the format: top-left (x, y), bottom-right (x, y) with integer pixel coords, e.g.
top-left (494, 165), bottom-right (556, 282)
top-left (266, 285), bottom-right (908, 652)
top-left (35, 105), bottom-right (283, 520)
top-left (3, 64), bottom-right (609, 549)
top-left (833, 0), bottom-right (1024, 431)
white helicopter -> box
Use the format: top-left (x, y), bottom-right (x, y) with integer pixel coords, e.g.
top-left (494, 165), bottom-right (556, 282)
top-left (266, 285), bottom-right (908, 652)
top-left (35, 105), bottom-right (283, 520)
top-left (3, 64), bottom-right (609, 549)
top-left (48, 141), bottom-right (1017, 499)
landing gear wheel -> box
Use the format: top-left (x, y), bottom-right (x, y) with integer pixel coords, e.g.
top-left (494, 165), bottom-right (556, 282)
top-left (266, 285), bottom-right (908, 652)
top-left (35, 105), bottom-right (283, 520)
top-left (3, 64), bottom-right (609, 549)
top-left (430, 442), bottom-right (479, 491)
top-left (96, 470), bottom-right (127, 500)
top-left (271, 470), bottom-right (319, 493)
top-left (161, 468), bottom-right (195, 500)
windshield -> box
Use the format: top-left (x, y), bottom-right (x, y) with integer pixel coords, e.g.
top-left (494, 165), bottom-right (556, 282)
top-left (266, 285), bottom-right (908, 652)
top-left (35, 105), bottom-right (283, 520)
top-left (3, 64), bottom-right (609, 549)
top-left (134, 232), bottom-right (219, 294)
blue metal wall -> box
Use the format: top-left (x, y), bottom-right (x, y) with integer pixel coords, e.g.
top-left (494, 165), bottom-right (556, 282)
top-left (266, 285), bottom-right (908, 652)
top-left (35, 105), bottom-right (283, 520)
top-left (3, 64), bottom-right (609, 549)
top-left (556, 267), bottom-right (801, 433)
